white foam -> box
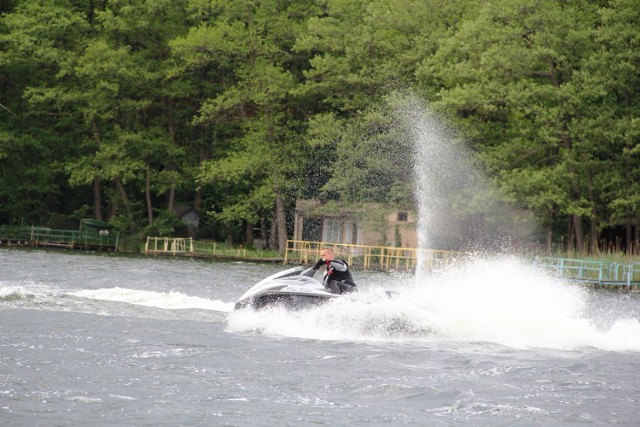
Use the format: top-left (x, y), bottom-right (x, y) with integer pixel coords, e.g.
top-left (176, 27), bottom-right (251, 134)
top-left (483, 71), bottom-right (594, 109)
top-left (227, 257), bottom-right (640, 352)
top-left (0, 285), bottom-right (31, 298)
top-left (72, 287), bottom-right (234, 312)
top-left (0, 283), bottom-right (63, 300)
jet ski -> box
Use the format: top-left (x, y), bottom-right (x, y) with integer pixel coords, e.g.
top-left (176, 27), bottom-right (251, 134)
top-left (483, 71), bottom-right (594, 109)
top-left (234, 266), bottom-right (340, 310)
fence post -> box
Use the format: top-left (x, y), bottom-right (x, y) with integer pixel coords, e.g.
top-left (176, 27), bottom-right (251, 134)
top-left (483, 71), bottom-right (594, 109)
top-left (598, 262), bottom-right (602, 283)
top-left (284, 240), bottom-right (289, 264)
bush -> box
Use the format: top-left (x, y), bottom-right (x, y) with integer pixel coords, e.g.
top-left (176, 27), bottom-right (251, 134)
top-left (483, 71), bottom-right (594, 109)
top-left (143, 211), bottom-right (185, 237)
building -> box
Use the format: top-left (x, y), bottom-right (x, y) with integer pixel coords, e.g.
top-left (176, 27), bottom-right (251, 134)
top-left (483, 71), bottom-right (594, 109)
top-left (292, 199), bottom-right (418, 250)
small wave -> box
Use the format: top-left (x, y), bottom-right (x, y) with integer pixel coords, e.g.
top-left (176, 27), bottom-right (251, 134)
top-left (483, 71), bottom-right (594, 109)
top-left (0, 286), bottom-right (32, 301)
top-left (71, 287), bottom-right (234, 312)
top-left (131, 347), bottom-right (199, 359)
top-left (66, 396), bottom-right (102, 404)
top-left (0, 284), bottom-right (60, 302)
top-left (426, 401), bottom-right (550, 420)
top-left (107, 394), bottom-right (138, 401)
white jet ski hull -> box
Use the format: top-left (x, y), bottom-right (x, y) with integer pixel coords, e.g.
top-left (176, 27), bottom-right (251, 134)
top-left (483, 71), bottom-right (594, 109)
top-left (234, 266), bottom-right (339, 310)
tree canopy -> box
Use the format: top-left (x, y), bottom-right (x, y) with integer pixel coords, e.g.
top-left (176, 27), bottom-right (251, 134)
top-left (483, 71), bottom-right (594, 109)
top-left (1, 0), bottom-right (638, 254)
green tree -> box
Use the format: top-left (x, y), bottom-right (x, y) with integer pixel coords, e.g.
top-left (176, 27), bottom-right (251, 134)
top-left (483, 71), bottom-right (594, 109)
top-left (0, 1), bottom-right (92, 224)
top-left (314, 103), bottom-right (414, 205)
top-left (4, 0), bottom-right (193, 232)
top-left (578, 0), bottom-right (640, 252)
top-left (418, 0), bottom-right (602, 253)
top-left (294, 0), bottom-right (473, 214)
top-left (2, 0), bottom-right (638, 256)
top-left (173, 0), bottom-right (318, 251)
top-left (92, 0), bottom-right (193, 227)
top-left (294, 0), bottom-right (471, 111)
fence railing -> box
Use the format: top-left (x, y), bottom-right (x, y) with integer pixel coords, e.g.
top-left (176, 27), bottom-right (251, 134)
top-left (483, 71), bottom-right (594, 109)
top-left (533, 257), bottom-right (604, 282)
top-left (623, 263), bottom-right (640, 285)
top-left (144, 237), bottom-right (252, 258)
top-left (145, 236), bottom-right (194, 255)
top-left (0, 225), bottom-right (30, 240)
top-left (284, 240), bottom-right (457, 271)
top-left (143, 237), bottom-right (457, 271)
top-left (533, 257), bottom-right (640, 286)
top-left (0, 225), bottom-right (118, 249)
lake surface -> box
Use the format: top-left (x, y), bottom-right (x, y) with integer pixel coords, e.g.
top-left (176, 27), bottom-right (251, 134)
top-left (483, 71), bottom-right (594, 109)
top-left (2, 248), bottom-right (640, 426)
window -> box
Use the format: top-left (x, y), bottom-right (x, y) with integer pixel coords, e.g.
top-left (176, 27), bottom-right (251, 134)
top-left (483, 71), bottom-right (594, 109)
top-left (397, 211), bottom-right (408, 222)
top-left (324, 219), bottom-right (343, 243)
top-left (344, 222), bottom-right (358, 244)
top-left (302, 218), bottom-right (322, 241)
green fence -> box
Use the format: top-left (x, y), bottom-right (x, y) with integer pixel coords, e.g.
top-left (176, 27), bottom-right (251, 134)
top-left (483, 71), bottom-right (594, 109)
top-left (534, 257), bottom-right (640, 286)
top-left (0, 225), bottom-right (33, 241)
top-left (0, 225), bottom-right (119, 250)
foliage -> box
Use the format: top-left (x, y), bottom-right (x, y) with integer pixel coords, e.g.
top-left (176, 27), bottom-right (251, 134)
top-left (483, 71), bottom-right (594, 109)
top-left (143, 210), bottom-right (186, 237)
top-left (319, 101), bottom-right (414, 205)
top-left (0, 0), bottom-right (638, 253)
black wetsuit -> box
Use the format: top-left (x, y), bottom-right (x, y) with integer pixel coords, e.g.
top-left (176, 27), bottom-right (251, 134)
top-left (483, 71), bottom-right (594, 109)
top-left (320, 259), bottom-right (357, 294)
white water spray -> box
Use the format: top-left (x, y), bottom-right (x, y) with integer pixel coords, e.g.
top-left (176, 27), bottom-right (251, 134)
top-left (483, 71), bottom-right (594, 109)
top-left (399, 99), bottom-right (465, 277)
top-left (395, 95), bottom-right (538, 274)
top-left (227, 258), bottom-right (640, 351)
top-left (395, 95), bottom-right (640, 351)
top-left (228, 95), bottom-right (640, 352)
top-left (72, 287), bottom-right (234, 312)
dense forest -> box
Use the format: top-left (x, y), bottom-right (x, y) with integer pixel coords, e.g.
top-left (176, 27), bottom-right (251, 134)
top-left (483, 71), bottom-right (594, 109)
top-left (0, 0), bottom-right (638, 254)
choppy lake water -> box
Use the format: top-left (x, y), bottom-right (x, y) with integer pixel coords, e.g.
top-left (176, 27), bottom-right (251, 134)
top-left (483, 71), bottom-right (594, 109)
top-left (2, 248), bottom-right (640, 426)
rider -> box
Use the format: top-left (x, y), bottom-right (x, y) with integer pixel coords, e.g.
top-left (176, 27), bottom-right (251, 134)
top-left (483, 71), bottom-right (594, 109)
top-left (312, 247), bottom-right (357, 294)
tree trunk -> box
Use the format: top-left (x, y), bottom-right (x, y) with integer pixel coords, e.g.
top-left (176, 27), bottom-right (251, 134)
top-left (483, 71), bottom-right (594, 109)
top-left (108, 198), bottom-right (117, 220)
top-left (164, 97), bottom-right (176, 213)
top-left (275, 196), bottom-right (287, 255)
top-left (573, 214), bottom-right (584, 255)
top-left (114, 177), bottom-right (134, 232)
top-left (193, 145), bottom-right (209, 213)
top-left (261, 216), bottom-right (269, 250)
top-left (167, 184), bottom-right (175, 212)
top-left (93, 177), bottom-right (102, 221)
top-left (193, 187), bottom-right (202, 213)
top-left (145, 165), bottom-right (153, 225)
top-left (626, 221), bottom-right (633, 254)
top-left (586, 169), bottom-right (598, 254)
top-left (90, 118), bottom-right (103, 221)
top-left (545, 221), bottom-right (553, 254)
top-left (567, 216), bottom-right (575, 254)
top-left (245, 221), bottom-right (254, 248)
top-left (269, 217), bottom-right (277, 250)
top-left (590, 217), bottom-right (598, 255)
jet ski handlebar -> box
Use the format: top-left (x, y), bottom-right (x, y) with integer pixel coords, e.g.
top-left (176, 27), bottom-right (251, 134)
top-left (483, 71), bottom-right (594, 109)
top-left (301, 266), bottom-right (316, 278)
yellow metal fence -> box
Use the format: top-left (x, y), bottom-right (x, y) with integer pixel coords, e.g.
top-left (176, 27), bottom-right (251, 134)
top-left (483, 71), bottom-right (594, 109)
top-left (144, 237), bottom-right (250, 258)
top-left (145, 237), bottom-right (194, 255)
top-left (144, 236), bottom-right (456, 272)
top-left (284, 240), bottom-right (456, 271)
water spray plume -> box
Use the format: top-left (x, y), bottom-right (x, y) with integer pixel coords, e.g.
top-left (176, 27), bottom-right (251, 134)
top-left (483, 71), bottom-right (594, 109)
top-left (390, 95), bottom-right (472, 277)
top-left (227, 93), bottom-right (640, 352)
top-left (389, 93), bottom-right (539, 275)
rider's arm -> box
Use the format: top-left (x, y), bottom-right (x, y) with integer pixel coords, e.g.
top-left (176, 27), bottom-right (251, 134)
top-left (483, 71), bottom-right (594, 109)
top-left (313, 258), bottom-right (326, 270)
top-left (329, 259), bottom-right (348, 272)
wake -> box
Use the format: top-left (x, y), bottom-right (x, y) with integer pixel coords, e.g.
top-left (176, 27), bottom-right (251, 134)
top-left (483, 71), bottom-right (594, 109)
top-left (227, 257), bottom-right (640, 352)
top-left (72, 287), bottom-right (234, 312)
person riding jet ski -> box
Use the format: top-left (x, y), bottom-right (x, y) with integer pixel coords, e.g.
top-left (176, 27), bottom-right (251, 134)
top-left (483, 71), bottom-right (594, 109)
top-left (313, 247), bottom-right (358, 294)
